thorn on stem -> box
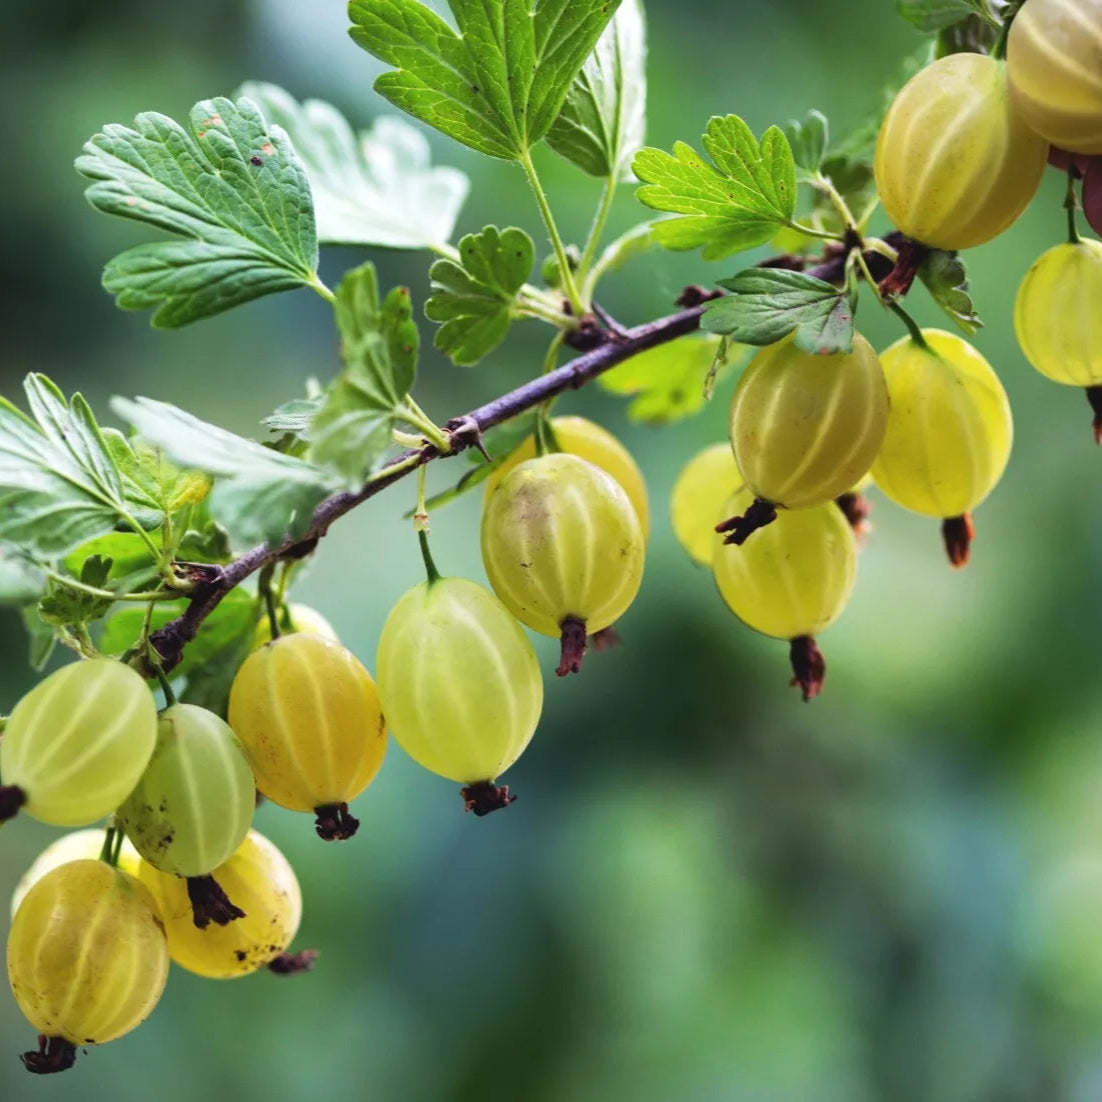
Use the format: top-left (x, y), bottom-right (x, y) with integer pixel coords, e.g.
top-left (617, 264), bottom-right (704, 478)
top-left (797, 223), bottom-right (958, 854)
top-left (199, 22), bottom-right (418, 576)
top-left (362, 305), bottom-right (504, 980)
top-left (444, 415), bottom-right (491, 461)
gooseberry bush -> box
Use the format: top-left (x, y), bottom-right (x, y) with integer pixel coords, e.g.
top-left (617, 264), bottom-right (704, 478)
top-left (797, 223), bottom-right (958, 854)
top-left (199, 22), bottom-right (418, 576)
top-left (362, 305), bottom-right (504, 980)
top-left (0, 0), bottom-right (1098, 1075)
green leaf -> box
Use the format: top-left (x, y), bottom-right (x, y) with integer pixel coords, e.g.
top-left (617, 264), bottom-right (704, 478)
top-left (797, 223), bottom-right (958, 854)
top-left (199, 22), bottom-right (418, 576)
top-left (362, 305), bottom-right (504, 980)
top-left (180, 618), bottom-right (258, 719)
top-left (99, 588), bottom-right (257, 683)
top-left (704, 269), bottom-right (857, 355)
top-left (262, 394), bottom-right (325, 437)
top-left (546, 0), bottom-right (647, 181)
top-left (110, 397), bottom-right (339, 546)
top-left (102, 429), bottom-right (211, 527)
top-left (347, 0), bottom-right (622, 161)
top-left (308, 262), bottom-right (420, 483)
top-left (598, 334), bottom-right (746, 423)
top-left (38, 555), bottom-right (116, 629)
top-left (0, 375), bottom-right (157, 559)
top-left (77, 96), bottom-right (319, 327)
top-left (633, 115), bottom-right (797, 260)
top-left (918, 249), bottom-right (982, 335)
top-left (62, 532), bottom-right (157, 581)
top-left (0, 548), bottom-right (45, 605)
top-left (22, 606), bottom-right (56, 672)
top-left (896, 0), bottom-right (988, 32)
top-left (425, 226), bottom-right (535, 366)
top-left (784, 110), bottom-right (828, 182)
top-left (239, 82), bottom-right (469, 250)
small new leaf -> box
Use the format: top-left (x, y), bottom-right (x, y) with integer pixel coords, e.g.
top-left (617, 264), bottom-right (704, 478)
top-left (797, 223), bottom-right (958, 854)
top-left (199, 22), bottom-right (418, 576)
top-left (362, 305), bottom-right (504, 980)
top-left (0, 375), bottom-right (156, 559)
top-left (546, 0), bottom-right (647, 181)
top-left (309, 262), bottom-right (420, 483)
top-left (348, 0), bottom-right (622, 161)
top-left (896, 0), bottom-right (989, 32)
top-left (633, 115), bottom-right (797, 260)
top-left (77, 96), bottom-right (319, 327)
top-left (110, 397), bottom-right (340, 546)
top-left (598, 334), bottom-right (746, 423)
top-left (704, 269), bottom-right (857, 355)
top-left (38, 555), bottom-right (116, 628)
top-left (425, 227), bottom-right (535, 366)
top-left (918, 249), bottom-right (982, 334)
top-left (784, 110), bottom-right (828, 182)
top-left (240, 83), bottom-right (469, 249)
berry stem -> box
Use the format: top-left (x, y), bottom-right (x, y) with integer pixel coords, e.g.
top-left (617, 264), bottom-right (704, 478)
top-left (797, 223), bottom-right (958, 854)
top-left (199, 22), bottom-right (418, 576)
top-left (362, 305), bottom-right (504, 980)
top-left (888, 301), bottom-right (927, 348)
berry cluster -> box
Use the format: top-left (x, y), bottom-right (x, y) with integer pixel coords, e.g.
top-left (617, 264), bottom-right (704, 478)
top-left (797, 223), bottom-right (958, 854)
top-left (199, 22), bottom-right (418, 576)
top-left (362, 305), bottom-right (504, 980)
top-left (6, 0), bottom-right (1102, 1078)
top-left (666, 0), bottom-right (1102, 697)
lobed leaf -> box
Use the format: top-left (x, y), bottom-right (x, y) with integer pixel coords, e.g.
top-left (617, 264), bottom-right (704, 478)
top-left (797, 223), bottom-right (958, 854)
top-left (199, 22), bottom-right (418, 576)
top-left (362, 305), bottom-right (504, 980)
top-left (347, 0), bottom-right (622, 161)
top-left (77, 96), bottom-right (319, 326)
top-left (0, 375), bottom-right (159, 559)
top-left (633, 115), bottom-right (797, 260)
top-left (895, 0), bottom-right (989, 32)
top-left (784, 110), bottom-right (828, 183)
top-left (309, 262), bottom-right (421, 483)
top-left (110, 397), bottom-right (340, 546)
top-left (918, 249), bottom-right (982, 335)
top-left (598, 334), bottom-right (747, 423)
top-left (546, 0), bottom-right (647, 181)
top-left (425, 226), bottom-right (535, 365)
top-left (239, 83), bottom-right (469, 249)
top-left (703, 269), bottom-right (857, 355)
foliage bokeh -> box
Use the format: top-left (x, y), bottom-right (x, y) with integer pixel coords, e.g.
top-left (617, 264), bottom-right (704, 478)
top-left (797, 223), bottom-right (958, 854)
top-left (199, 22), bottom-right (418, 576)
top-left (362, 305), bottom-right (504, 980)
top-left (1, 2), bottom-right (1100, 1099)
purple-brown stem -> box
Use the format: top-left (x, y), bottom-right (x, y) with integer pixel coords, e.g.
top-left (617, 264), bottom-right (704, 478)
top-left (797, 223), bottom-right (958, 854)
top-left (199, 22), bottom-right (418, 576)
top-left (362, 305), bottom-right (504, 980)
top-left (557, 617), bottom-right (588, 676)
top-left (1086, 386), bottom-right (1102, 445)
top-left (0, 785), bottom-right (26, 822)
top-left (268, 949), bottom-right (319, 975)
top-left (789, 636), bottom-right (826, 701)
top-left (942, 513), bottom-right (975, 568)
top-left (21, 1036), bottom-right (76, 1075)
top-left (716, 498), bottom-right (778, 545)
top-left (144, 241), bottom-right (907, 678)
top-left (460, 781), bottom-right (517, 817)
top-left (314, 802), bottom-right (359, 841)
top-left (187, 874), bottom-right (246, 929)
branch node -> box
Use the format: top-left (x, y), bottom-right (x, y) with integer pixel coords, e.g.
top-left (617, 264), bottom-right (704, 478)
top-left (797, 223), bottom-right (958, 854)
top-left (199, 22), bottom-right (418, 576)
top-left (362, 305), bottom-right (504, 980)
top-left (444, 414), bottom-right (490, 460)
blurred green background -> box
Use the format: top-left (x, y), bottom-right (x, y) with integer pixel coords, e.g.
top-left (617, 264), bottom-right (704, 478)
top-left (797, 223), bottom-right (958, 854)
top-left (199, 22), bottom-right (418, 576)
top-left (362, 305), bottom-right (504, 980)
top-left (2, 2), bottom-right (1101, 1099)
